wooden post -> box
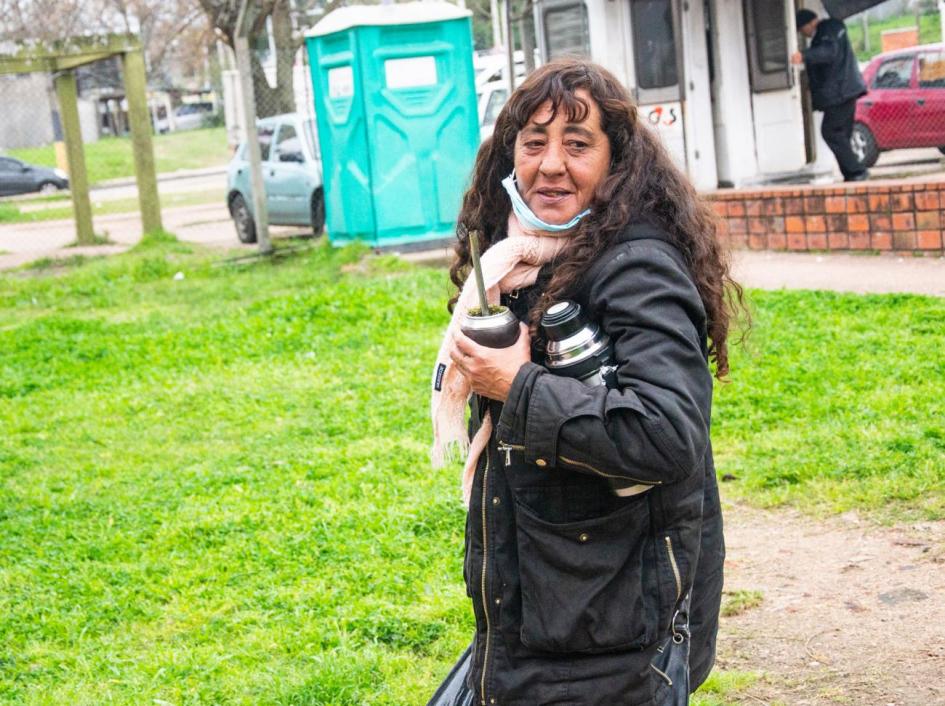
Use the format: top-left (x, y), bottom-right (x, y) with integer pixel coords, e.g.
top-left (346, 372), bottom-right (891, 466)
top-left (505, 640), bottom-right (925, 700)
top-left (54, 70), bottom-right (94, 245)
top-left (939, 0), bottom-right (945, 47)
top-left (122, 49), bottom-right (163, 236)
top-left (235, 34), bottom-right (272, 254)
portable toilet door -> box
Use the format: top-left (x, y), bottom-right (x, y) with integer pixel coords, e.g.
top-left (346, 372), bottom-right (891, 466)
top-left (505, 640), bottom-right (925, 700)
top-left (306, 2), bottom-right (480, 248)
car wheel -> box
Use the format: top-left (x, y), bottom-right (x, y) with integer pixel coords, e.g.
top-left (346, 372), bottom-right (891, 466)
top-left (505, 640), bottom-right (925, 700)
top-left (229, 193), bottom-right (257, 244)
top-left (39, 181), bottom-right (60, 195)
top-left (310, 188), bottom-right (326, 236)
top-left (850, 123), bottom-right (879, 169)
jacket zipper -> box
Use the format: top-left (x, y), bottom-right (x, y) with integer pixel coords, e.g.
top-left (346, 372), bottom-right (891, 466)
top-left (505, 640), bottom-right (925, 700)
top-left (496, 441), bottom-right (523, 465)
top-left (664, 535), bottom-right (682, 602)
top-left (479, 446), bottom-right (492, 705)
top-left (497, 440), bottom-right (660, 487)
top-left (649, 663), bottom-right (673, 687)
top-left (559, 454), bottom-right (660, 486)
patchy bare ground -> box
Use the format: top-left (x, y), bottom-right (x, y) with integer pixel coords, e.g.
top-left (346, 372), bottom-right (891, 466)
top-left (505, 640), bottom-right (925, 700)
top-left (716, 501), bottom-right (945, 705)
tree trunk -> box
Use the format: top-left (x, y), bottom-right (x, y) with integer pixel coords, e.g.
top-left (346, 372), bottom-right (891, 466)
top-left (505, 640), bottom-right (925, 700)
top-left (247, 0), bottom-right (298, 117)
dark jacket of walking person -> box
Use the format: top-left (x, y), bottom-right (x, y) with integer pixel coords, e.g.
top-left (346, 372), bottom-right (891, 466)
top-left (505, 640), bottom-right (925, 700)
top-left (792, 10), bottom-right (869, 181)
top-left (429, 60), bottom-right (745, 705)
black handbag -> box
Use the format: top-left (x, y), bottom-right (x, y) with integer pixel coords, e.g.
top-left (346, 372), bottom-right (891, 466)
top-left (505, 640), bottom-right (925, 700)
top-left (650, 593), bottom-right (692, 705)
top-left (428, 602), bottom-right (691, 706)
top-left (426, 642), bottom-right (475, 706)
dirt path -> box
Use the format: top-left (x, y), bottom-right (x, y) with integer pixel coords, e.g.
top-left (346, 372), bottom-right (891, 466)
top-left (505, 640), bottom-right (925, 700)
top-left (718, 501), bottom-right (945, 705)
top-left (730, 251), bottom-right (945, 298)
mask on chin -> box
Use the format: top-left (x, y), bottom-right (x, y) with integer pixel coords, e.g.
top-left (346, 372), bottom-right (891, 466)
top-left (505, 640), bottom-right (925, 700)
top-left (501, 171), bottom-right (591, 232)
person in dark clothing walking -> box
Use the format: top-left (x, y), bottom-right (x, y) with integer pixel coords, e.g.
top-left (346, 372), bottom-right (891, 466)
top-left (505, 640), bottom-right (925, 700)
top-left (791, 9), bottom-right (869, 181)
top-left (428, 60), bottom-right (746, 705)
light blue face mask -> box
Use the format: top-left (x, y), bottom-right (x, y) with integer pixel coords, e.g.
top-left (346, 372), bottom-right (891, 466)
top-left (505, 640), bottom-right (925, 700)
top-left (501, 171), bottom-right (591, 232)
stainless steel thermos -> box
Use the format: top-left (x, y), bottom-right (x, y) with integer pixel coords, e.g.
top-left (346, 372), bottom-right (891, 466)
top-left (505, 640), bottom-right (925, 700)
top-left (541, 301), bottom-right (651, 498)
top-left (540, 300), bottom-right (617, 388)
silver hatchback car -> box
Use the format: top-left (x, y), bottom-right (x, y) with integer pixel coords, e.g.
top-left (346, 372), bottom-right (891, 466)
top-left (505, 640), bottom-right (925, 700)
top-left (226, 113), bottom-right (325, 244)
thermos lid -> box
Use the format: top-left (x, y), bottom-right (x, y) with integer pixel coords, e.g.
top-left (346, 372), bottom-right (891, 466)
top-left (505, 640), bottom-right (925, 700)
top-left (540, 300), bottom-right (585, 340)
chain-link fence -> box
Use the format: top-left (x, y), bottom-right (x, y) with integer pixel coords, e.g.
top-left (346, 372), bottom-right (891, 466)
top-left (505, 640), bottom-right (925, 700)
top-left (221, 25), bottom-right (322, 255)
top-left (0, 60), bottom-right (107, 263)
top-left (849, 42), bottom-right (945, 173)
top-left (0, 46), bottom-right (168, 266)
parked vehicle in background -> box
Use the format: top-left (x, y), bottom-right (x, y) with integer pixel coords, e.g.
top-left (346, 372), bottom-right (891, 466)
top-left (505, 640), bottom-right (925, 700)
top-left (173, 102), bottom-right (217, 131)
top-left (477, 79), bottom-right (509, 141)
top-left (226, 113), bottom-right (325, 244)
top-left (0, 156), bottom-right (69, 196)
top-left (852, 43), bottom-right (945, 168)
top-left (474, 51), bottom-right (526, 91)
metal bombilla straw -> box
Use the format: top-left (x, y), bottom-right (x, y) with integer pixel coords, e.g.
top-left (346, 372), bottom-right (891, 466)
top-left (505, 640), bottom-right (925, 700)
top-left (469, 230), bottom-right (491, 317)
top-left (460, 231), bottom-right (520, 348)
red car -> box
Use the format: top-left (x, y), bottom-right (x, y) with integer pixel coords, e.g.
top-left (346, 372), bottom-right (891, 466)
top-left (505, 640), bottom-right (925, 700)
top-left (852, 43), bottom-right (945, 168)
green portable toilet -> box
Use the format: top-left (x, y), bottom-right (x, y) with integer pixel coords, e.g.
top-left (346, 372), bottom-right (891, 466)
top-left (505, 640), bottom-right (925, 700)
top-left (306, 2), bottom-right (479, 248)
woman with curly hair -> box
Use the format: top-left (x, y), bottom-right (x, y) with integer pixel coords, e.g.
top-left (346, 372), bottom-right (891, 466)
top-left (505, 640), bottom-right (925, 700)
top-left (429, 59), bottom-right (744, 705)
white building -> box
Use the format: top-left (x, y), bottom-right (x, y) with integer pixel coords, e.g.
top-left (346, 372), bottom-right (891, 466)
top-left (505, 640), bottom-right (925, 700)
top-left (532, 0), bottom-right (882, 189)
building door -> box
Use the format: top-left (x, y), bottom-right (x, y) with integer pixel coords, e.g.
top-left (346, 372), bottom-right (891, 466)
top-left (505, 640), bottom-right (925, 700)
top-left (742, 0), bottom-right (805, 174)
top-left (629, 0), bottom-right (687, 170)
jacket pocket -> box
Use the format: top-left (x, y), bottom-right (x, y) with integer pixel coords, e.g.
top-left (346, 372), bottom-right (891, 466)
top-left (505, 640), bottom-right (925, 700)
top-left (514, 496), bottom-right (657, 654)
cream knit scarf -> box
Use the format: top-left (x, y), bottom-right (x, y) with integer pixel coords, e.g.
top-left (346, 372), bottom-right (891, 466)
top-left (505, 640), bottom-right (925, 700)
top-left (430, 213), bottom-right (574, 505)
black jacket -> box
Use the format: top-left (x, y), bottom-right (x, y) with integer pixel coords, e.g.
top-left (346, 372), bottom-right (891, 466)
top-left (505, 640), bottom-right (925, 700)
top-left (802, 17), bottom-right (867, 110)
top-left (463, 224), bottom-right (724, 705)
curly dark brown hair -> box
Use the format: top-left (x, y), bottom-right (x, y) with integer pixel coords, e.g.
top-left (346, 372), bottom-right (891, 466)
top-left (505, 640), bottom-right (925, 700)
top-left (449, 59), bottom-right (745, 378)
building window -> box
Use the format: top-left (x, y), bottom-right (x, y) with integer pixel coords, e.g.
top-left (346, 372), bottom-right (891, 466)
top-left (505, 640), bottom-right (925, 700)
top-left (631, 0), bottom-right (678, 91)
top-left (544, 3), bottom-right (590, 60)
top-left (744, 0), bottom-right (791, 92)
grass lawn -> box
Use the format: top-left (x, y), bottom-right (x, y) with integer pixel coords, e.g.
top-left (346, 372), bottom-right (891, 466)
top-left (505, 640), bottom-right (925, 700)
top-left (846, 11), bottom-right (942, 63)
top-left (7, 127), bottom-right (230, 186)
top-left (0, 240), bottom-right (942, 704)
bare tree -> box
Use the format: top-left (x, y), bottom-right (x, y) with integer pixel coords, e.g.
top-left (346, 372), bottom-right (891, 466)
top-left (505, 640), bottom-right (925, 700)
top-left (105, 0), bottom-right (210, 85)
top-left (195, 0), bottom-right (343, 117)
top-left (0, 0), bottom-right (106, 41)
top-left (0, 0), bottom-right (212, 88)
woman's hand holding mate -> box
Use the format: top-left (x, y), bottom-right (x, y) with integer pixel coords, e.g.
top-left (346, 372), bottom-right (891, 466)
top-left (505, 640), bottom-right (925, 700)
top-left (449, 323), bottom-right (531, 401)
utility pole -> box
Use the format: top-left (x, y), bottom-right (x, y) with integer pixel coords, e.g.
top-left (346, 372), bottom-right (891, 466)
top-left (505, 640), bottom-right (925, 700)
top-left (235, 0), bottom-right (272, 254)
top-left (491, 0), bottom-right (503, 49)
top-left (504, 0), bottom-right (515, 95)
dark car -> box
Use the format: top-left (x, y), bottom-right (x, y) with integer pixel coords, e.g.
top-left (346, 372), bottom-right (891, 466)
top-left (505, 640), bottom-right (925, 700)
top-left (853, 44), bottom-right (945, 168)
top-left (0, 156), bottom-right (69, 197)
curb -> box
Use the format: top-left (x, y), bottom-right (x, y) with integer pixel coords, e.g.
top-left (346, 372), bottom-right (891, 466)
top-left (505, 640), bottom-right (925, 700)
top-left (93, 165), bottom-right (228, 191)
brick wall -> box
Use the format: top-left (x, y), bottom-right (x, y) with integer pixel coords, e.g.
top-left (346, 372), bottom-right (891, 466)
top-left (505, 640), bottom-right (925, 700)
top-left (708, 179), bottom-right (945, 255)
top-left (881, 27), bottom-right (918, 53)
